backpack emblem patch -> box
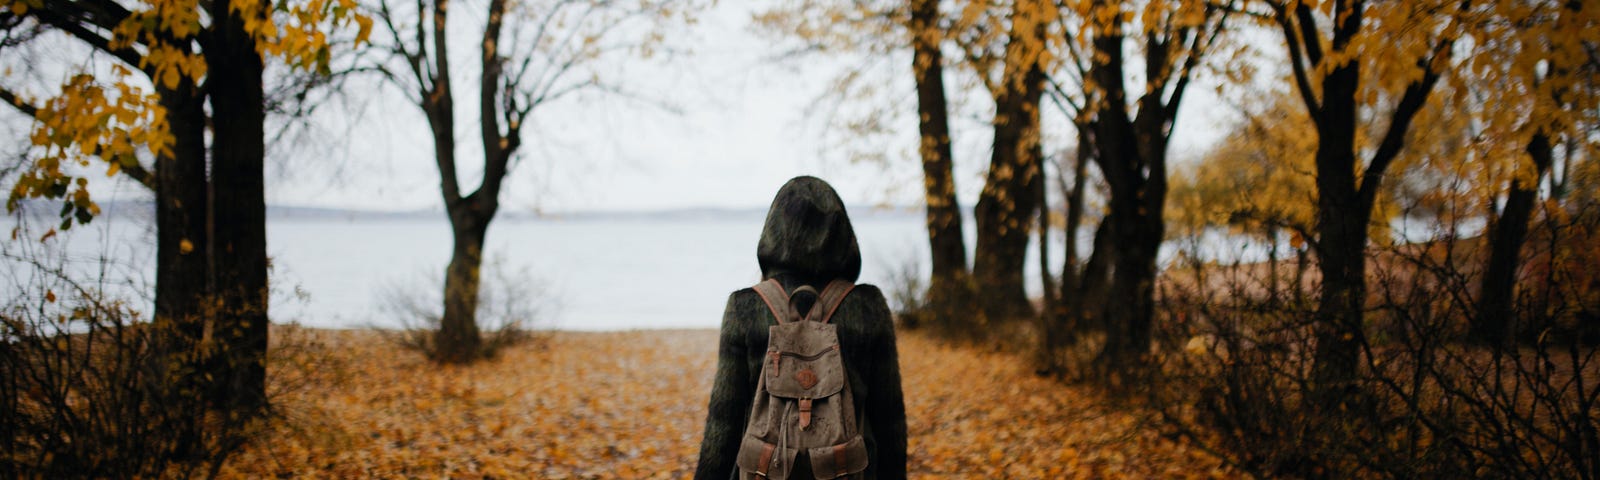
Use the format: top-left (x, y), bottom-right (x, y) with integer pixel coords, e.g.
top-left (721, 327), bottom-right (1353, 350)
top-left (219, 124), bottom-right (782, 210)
top-left (795, 368), bottom-right (819, 389)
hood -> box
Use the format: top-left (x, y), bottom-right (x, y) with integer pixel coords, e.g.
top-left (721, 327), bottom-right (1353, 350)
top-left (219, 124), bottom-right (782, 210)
top-left (757, 176), bottom-right (861, 282)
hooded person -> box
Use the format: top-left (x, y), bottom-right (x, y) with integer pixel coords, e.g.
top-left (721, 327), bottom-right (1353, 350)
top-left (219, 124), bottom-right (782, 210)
top-left (694, 176), bottom-right (908, 480)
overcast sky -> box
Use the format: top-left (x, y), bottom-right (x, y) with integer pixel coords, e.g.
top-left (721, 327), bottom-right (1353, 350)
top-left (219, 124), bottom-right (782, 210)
top-left (7, 0), bottom-right (1237, 215)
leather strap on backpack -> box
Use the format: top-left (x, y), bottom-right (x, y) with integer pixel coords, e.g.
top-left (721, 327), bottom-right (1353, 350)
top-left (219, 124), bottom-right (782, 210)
top-left (752, 279), bottom-right (798, 324)
top-left (812, 279), bottom-right (856, 324)
top-left (753, 278), bottom-right (855, 324)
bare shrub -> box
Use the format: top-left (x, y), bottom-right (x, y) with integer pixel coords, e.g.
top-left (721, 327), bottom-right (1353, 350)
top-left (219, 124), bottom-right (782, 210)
top-left (375, 255), bottom-right (557, 361)
top-left (880, 248), bottom-right (929, 328)
top-left (1149, 205), bottom-right (1600, 479)
top-left (0, 233), bottom-right (253, 477)
top-left (878, 248), bottom-right (999, 348)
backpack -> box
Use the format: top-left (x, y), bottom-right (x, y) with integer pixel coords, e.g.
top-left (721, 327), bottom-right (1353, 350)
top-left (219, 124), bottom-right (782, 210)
top-left (735, 279), bottom-right (870, 479)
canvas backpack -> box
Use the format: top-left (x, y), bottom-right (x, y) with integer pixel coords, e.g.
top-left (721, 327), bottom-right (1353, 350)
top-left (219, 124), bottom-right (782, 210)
top-left (735, 279), bottom-right (870, 479)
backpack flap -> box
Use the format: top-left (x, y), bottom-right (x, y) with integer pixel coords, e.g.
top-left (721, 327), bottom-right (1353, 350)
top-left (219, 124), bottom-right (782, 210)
top-left (807, 435), bottom-right (869, 479)
top-left (764, 322), bottom-right (846, 400)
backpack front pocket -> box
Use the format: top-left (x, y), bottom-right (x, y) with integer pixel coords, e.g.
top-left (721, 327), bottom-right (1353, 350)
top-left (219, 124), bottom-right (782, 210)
top-left (806, 434), bottom-right (868, 479)
top-left (765, 322), bottom-right (846, 400)
top-left (735, 433), bottom-right (797, 479)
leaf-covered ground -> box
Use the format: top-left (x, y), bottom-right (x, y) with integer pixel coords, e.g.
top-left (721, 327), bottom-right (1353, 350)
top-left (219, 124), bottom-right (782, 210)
top-left (221, 328), bottom-right (1236, 479)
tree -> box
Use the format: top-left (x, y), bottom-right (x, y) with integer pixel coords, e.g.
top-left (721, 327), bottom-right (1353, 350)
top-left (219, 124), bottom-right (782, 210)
top-left (1040, 134), bottom-right (1115, 374)
top-left (369, 0), bottom-right (685, 363)
top-left (752, 0), bottom-right (977, 329)
top-left (205, 0), bottom-right (271, 414)
top-left (1074, 0), bottom-right (1231, 372)
top-left (1468, 0), bottom-right (1599, 345)
top-left (1, 0), bottom-right (367, 413)
top-left (1033, 6), bottom-right (1105, 373)
top-left (965, 0), bottom-right (1051, 322)
top-left (909, 0), bottom-right (971, 320)
top-left (1264, 0), bottom-right (1467, 398)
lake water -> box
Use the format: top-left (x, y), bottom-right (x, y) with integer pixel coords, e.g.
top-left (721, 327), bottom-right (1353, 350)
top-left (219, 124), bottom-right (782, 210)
top-left (268, 214), bottom-right (936, 330)
top-left (4, 210), bottom-right (1054, 330)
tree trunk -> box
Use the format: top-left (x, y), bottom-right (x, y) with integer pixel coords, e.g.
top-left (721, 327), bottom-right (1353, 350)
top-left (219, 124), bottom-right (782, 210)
top-left (1040, 130), bottom-right (1093, 373)
top-left (1096, 136), bottom-right (1166, 368)
top-left (151, 77), bottom-right (210, 457)
top-left (1473, 132), bottom-right (1552, 345)
top-left (1311, 188), bottom-right (1372, 397)
top-left (407, 0), bottom-right (521, 364)
top-left (909, 0), bottom-right (967, 299)
top-left (1088, 85), bottom-right (1170, 373)
top-left (1308, 53), bottom-right (1367, 398)
top-left (1080, 1), bottom-right (1204, 375)
top-left (1276, 0), bottom-right (1445, 402)
top-left (204, 0), bottom-right (270, 415)
top-left (1294, 243), bottom-right (1309, 304)
top-left (1037, 147), bottom-right (1054, 316)
top-left (437, 210), bottom-right (490, 363)
top-left (1267, 226), bottom-right (1281, 303)
top-left (1078, 215), bottom-right (1117, 327)
top-left (153, 80), bottom-right (210, 350)
top-left (973, 64), bottom-right (1045, 323)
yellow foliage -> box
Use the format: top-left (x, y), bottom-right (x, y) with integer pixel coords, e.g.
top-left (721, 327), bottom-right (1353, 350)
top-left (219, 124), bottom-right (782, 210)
top-left (3, 0), bottom-right (371, 226)
top-left (1167, 90), bottom-right (1317, 240)
top-left (6, 72), bottom-right (169, 224)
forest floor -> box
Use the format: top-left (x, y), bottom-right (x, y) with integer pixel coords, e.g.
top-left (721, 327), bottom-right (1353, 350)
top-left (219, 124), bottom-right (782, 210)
top-left (219, 327), bottom-right (1238, 479)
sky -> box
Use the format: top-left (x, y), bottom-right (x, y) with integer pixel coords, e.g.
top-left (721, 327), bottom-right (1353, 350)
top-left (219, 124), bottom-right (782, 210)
top-left (5, 0), bottom-right (1238, 215)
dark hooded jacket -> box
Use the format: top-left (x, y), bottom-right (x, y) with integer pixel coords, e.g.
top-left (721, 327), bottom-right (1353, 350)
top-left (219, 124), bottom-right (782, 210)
top-left (694, 176), bottom-right (907, 480)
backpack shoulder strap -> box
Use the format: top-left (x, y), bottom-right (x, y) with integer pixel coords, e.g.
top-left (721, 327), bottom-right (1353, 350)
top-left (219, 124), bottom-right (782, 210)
top-left (752, 279), bottom-right (798, 324)
top-left (809, 279), bottom-right (857, 324)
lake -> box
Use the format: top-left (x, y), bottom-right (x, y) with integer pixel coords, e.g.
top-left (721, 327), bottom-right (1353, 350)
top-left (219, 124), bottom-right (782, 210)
top-left (4, 208), bottom-right (1055, 330)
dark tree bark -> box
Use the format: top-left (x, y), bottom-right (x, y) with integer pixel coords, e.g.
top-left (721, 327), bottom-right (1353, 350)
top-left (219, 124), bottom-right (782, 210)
top-left (1266, 225), bottom-right (1281, 303)
top-left (973, 3), bottom-right (1047, 322)
top-left (909, 0), bottom-right (967, 296)
top-left (1472, 132), bottom-right (1553, 344)
top-left (1090, 112), bottom-right (1166, 368)
top-left (1082, 1), bottom-right (1224, 373)
top-left (1055, 139), bottom-right (1092, 315)
top-left (972, 72), bottom-right (1044, 322)
top-left (1042, 129), bottom-right (1094, 372)
top-left (1471, 0), bottom-right (1579, 344)
top-left (1078, 214), bottom-right (1116, 324)
top-left (439, 213), bottom-right (491, 362)
top-left (1037, 144), bottom-right (1054, 319)
top-left (1270, 0), bottom-right (1451, 399)
top-left (153, 80), bottom-right (210, 355)
top-left (149, 77), bottom-right (211, 454)
top-left (205, 0), bottom-right (270, 414)
top-left (400, 0), bottom-right (524, 363)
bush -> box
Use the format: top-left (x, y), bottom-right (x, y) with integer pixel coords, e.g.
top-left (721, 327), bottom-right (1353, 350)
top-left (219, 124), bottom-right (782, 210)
top-left (1149, 205), bottom-right (1600, 479)
top-left (376, 255), bottom-right (556, 361)
top-left (0, 243), bottom-right (253, 477)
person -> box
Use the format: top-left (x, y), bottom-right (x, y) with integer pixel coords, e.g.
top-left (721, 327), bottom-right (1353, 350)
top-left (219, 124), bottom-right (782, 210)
top-left (694, 176), bottom-right (907, 480)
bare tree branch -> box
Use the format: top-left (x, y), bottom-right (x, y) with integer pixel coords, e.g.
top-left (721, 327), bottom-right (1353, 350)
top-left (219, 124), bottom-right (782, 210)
top-left (1270, 1), bottom-right (1324, 121)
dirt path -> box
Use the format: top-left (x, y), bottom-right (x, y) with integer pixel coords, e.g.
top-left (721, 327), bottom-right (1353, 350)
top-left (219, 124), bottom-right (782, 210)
top-left (222, 328), bottom-right (1234, 479)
